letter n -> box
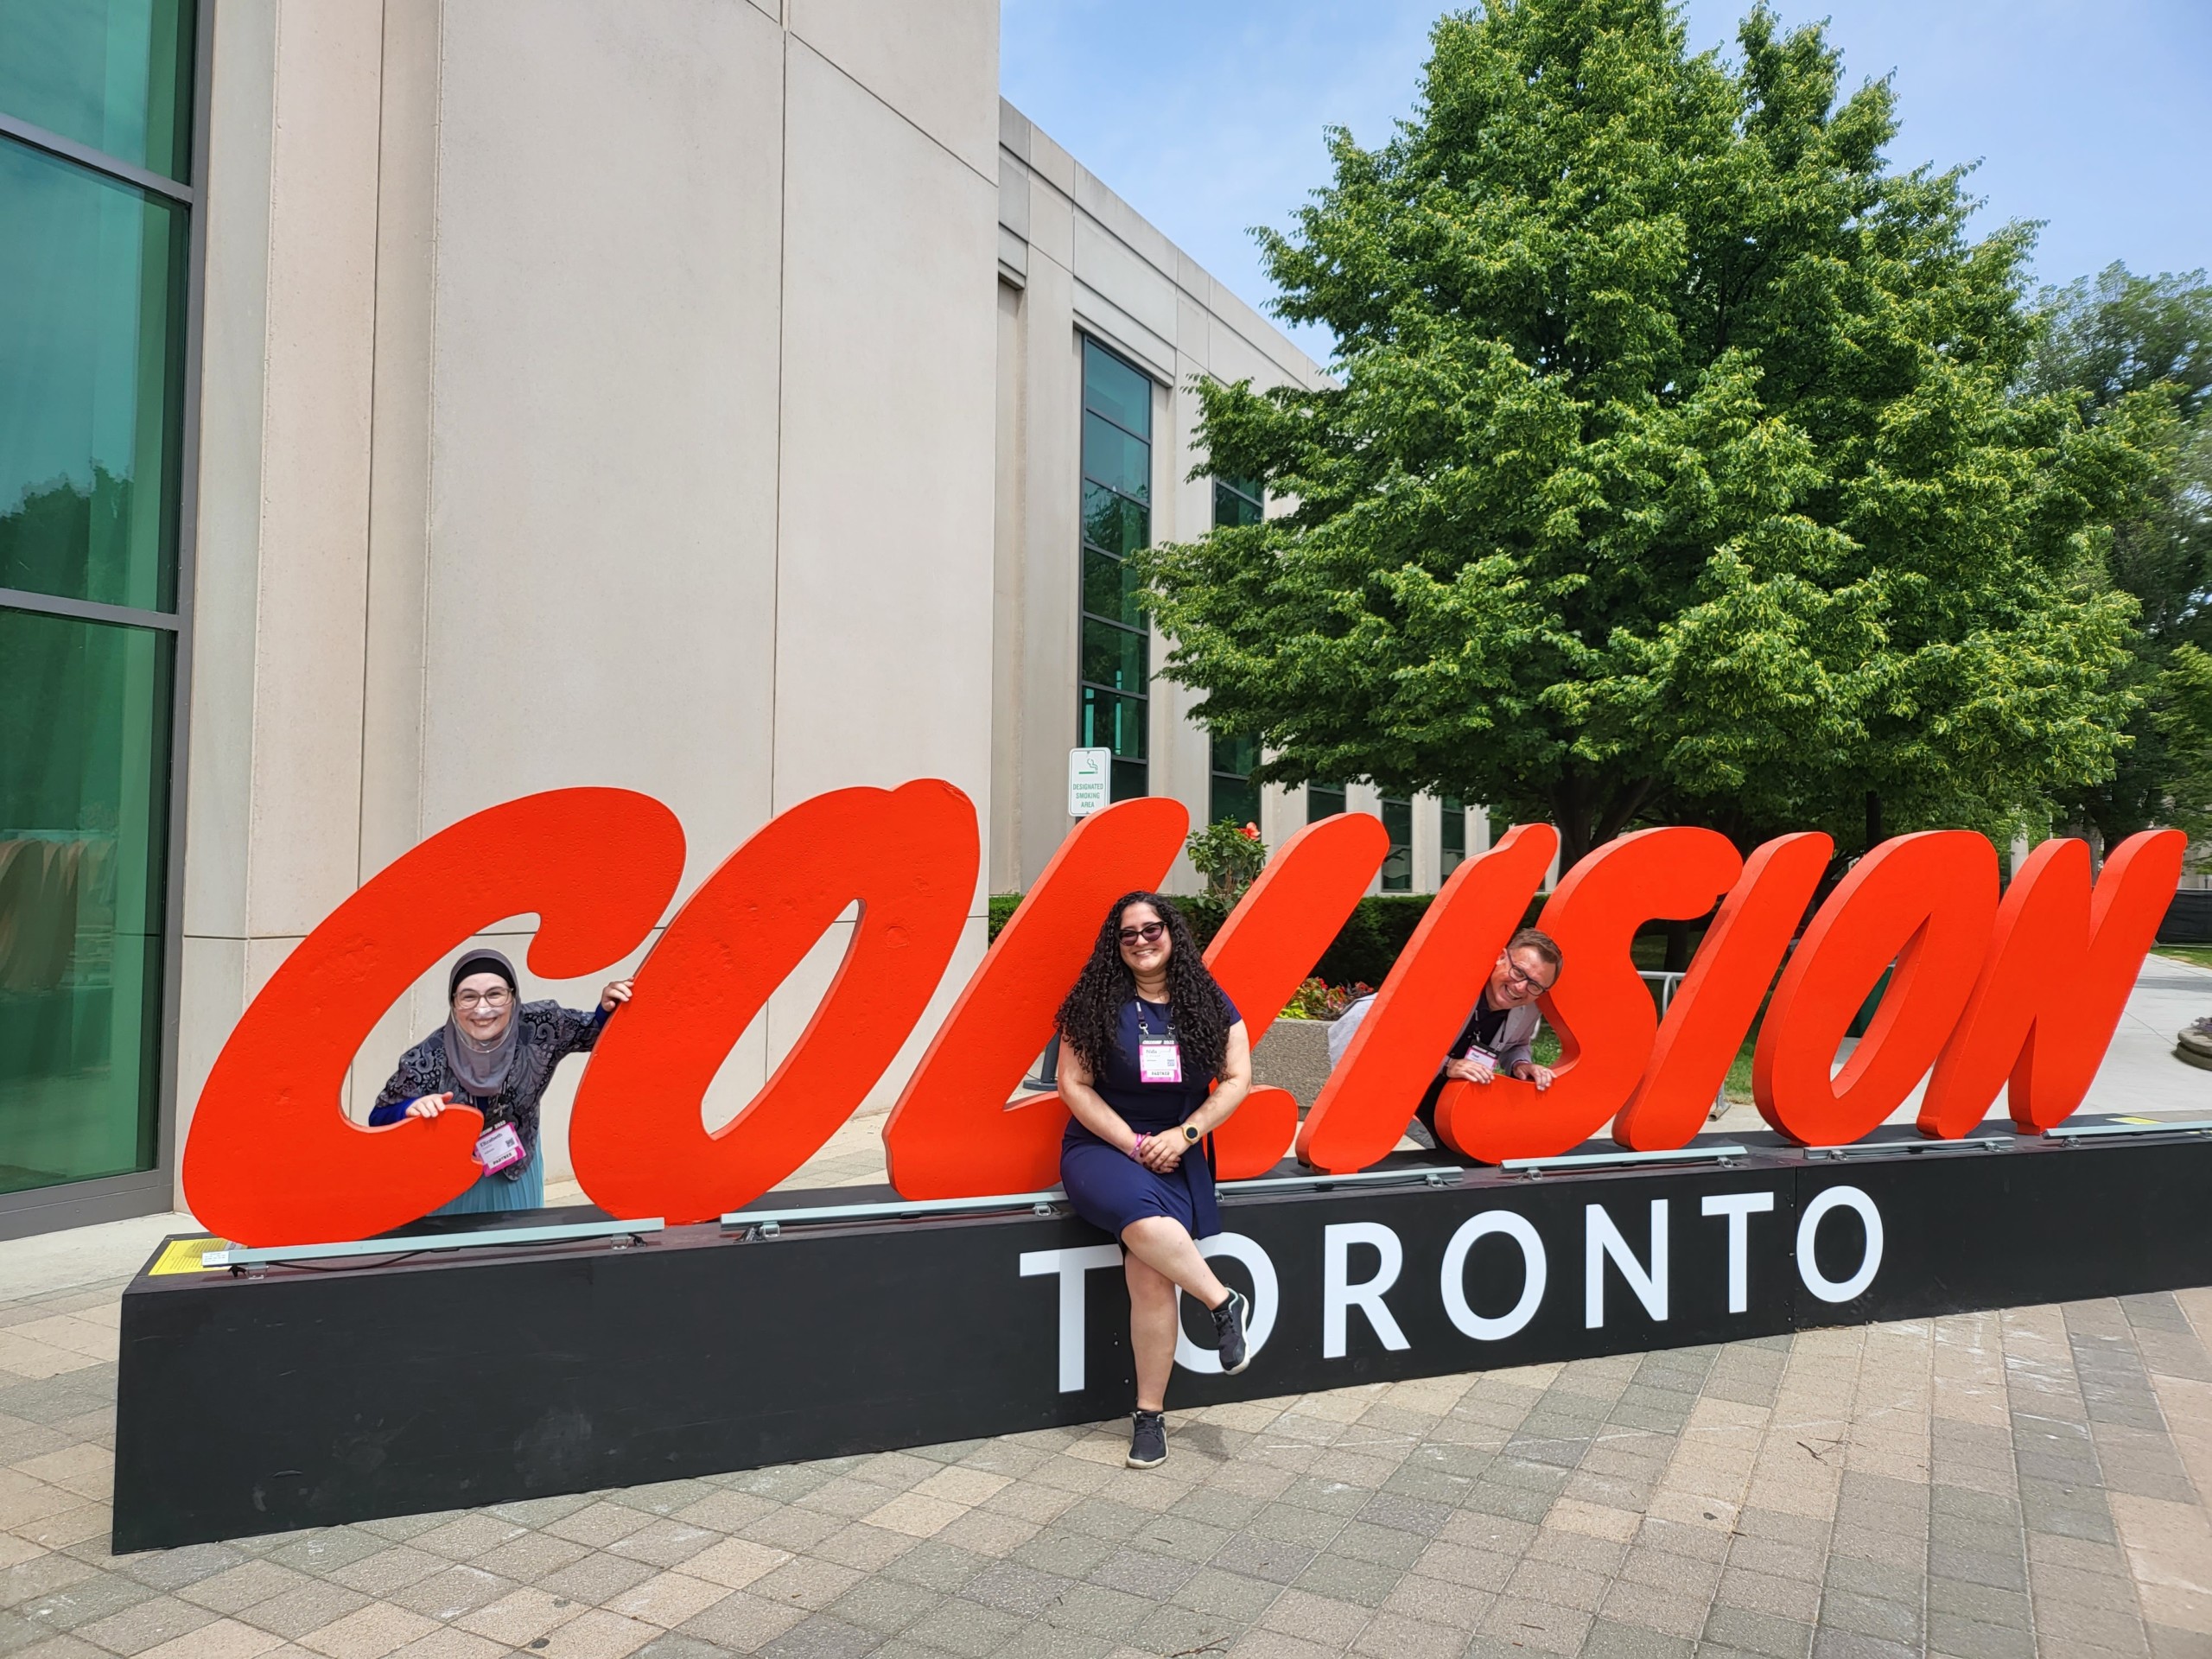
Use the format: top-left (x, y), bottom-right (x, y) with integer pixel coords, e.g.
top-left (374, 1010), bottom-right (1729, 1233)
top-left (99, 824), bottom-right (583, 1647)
top-left (1920, 830), bottom-right (2184, 1136)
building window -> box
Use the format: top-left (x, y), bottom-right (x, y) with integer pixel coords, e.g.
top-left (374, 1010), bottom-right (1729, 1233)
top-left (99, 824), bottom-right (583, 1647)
top-left (1079, 337), bottom-right (1152, 801)
top-left (1213, 473), bottom-right (1262, 529)
top-left (1379, 796), bottom-right (1413, 892)
top-left (1440, 795), bottom-right (1467, 878)
top-left (1307, 782), bottom-right (1345, 821)
top-left (1209, 733), bottom-right (1258, 827)
top-left (1, 0), bottom-right (194, 1205)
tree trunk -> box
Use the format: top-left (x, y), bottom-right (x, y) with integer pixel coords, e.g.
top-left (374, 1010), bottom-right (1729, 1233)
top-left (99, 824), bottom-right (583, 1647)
top-left (1864, 791), bottom-right (1884, 854)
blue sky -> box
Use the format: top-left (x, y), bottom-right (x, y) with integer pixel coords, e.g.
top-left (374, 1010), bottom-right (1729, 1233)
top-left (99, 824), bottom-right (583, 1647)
top-left (1001, 0), bottom-right (2212, 365)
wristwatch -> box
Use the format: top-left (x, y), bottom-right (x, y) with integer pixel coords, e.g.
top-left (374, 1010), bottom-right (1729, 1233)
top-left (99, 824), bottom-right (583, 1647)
top-left (1181, 1123), bottom-right (1201, 1144)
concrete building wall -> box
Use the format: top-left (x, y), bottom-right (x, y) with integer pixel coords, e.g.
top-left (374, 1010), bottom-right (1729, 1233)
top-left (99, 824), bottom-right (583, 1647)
top-left (164, 8), bottom-right (1487, 1223)
top-left (179, 0), bottom-right (1001, 1198)
top-left (990, 102), bottom-right (1471, 904)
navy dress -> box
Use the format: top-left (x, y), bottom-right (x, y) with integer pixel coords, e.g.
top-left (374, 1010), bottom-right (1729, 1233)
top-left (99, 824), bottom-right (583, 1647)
top-left (1060, 993), bottom-right (1240, 1241)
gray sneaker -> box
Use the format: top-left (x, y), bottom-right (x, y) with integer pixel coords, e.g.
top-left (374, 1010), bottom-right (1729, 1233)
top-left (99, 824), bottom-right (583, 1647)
top-left (1211, 1289), bottom-right (1251, 1375)
top-left (1128, 1408), bottom-right (1167, 1469)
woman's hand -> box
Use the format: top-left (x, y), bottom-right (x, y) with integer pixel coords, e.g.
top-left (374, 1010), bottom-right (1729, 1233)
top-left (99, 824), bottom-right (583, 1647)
top-left (1135, 1131), bottom-right (1187, 1173)
top-left (1443, 1054), bottom-right (1496, 1085)
top-left (404, 1093), bottom-right (454, 1119)
top-left (1511, 1061), bottom-right (1555, 1090)
top-left (600, 978), bottom-right (634, 1012)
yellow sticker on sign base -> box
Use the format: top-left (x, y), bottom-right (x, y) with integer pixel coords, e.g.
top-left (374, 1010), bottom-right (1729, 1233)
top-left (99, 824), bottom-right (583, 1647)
top-left (149, 1236), bottom-right (227, 1275)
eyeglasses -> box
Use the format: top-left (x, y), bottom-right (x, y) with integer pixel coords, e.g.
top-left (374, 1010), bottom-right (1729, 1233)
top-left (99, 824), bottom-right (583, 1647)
top-left (1501, 962), bottom-right (1554, 995)
top-left (1117, 921), bottom-right (1166, 946)
top-left (454, 988), bottom-right (512, 1011)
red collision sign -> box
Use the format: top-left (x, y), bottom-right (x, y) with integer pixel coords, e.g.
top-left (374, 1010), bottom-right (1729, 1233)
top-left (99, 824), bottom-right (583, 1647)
top-left (180, 785), bottom-right (2183, 1245)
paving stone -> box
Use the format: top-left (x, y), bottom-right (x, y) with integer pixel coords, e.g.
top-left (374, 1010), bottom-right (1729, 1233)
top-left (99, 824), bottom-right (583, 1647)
top-left (1700, 1604), bottom-right (1813, 1659)
top-left (1577, 1618), bottom-right (1694, 1658)
top-left (1923, 1610), bottom-right (2037, 1659)
top-left (756, 1613), bottom-right (881, 1659)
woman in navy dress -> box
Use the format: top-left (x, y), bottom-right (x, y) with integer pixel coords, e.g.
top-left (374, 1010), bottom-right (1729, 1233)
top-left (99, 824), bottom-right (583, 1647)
top-left (1056, 891), bottom-right (1254, 1469)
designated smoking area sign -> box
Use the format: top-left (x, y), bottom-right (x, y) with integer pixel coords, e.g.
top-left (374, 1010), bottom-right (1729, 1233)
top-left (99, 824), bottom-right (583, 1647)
top-left (1067, 747), bottom-right (1110, 817)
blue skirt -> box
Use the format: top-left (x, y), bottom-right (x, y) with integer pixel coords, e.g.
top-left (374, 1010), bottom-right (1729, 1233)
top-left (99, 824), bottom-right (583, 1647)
top-left (1060, 1130), bottom-right (1218, 1240)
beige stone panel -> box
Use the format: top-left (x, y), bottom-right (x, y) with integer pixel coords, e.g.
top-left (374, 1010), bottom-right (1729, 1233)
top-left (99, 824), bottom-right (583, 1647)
top-left (1200, 312), bottom-right (1285, 391)
top-left (772, 40), bottom-right (997, 811)
top-left (357, 0), bottom-right (441, 884)
top-left (1073, 216), bottom-right (1178, 346)
top-left (998, 153), bottom-right (1031, 240)
top-left (245, 0), bottom-right (384, 938)
top-left (787, 0), bottom-right (999, 181)
top-left (422, 0), bottom-right (783, 903)
top-left (1071, 167), bottom-right (1178, 284)
top-left (1020, 155), bottom-right (1075, 271)
top-left (1414, 794), bottom-right (1443, 893)
top-left (181, 0), bottom-right (276, 944)
top-left (990, 280), bottom-right (1028, 896)
top-left (1071, 282), bottom-right (1173, 384)
top-left (171, 933), bottom-right (245, 1204)
top-left (1013, 265), bottom-right (1081, 892)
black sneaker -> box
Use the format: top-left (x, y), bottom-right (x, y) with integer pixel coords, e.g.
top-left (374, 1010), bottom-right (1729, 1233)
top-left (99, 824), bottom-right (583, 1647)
top-left (1211, 1288), bottom-right (1251, 1375)
top-left (1128, 1408), bottom-right (1167, 1469)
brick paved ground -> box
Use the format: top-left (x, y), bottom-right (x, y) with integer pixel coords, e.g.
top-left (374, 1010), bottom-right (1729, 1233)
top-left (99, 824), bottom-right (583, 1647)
top-left (4, 1268), bottom-right (2209, 1659)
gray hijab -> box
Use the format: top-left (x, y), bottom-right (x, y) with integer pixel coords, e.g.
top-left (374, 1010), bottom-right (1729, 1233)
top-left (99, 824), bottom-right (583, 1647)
top-left (443, 948), bottom-right (520, 1099)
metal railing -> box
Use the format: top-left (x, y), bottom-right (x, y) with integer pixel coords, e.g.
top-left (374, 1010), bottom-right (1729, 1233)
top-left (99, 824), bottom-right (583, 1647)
top-left (206, 1217), bottom-right (664, 1271)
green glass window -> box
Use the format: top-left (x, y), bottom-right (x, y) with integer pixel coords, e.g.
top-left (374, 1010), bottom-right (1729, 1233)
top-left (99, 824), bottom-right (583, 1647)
top-left (1082, 341), bottom-right (1151, 435)
top-left (0, 137), bottom-right (187, 610)
top-left (1, 2), bottom-right (193, 1217)
top-left (1307, 782), bottom-right (1345, 821)
top-left (1213, 474), bottom-right (1263, 529)
top-left (0, 609), bottom-right (172, 1193)
top-left (1080, 339), bottom-right (1152, 800)
top-left (1380, 796), bottom-right (1413, 892)
top-left (0, 0), bottom-right (194, 180)
top-left (1080, 615), bottom-right (1147, 693)
top-left (1441, 795), bottom-right (1467, 877)
top-left (1210, 733), bottom-right (1259, 828)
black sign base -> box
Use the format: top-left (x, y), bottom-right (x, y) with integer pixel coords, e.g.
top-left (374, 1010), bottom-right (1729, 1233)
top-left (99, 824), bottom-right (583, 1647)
top-left (113, 1127), bottom-right (2212, 1552)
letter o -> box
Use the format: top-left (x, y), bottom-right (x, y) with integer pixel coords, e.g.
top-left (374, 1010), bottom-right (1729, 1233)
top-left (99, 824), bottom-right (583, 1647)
top-left (1175, 1234), bottom-right (1280, 1374)
top-left (1796, 1185), bottom-right (1883, 1304)
top-left (1440, 1211), bottom-right (1548, 1341)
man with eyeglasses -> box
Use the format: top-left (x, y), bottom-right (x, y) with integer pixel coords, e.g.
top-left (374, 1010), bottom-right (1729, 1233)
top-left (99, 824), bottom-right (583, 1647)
top-left (1325, 927), bottom-right (1562, 1150)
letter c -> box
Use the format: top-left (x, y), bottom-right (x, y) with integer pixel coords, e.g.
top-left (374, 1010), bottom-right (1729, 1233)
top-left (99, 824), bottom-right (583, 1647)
top-left (181, 790), bottom-right (686, 1246)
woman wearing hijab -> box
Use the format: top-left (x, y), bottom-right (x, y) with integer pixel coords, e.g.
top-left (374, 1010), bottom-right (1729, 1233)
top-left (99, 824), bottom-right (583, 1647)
top-left (365, 949), bottom-right (633, 1217)
top-left (1055, 891), bottom-right (1253, 1470)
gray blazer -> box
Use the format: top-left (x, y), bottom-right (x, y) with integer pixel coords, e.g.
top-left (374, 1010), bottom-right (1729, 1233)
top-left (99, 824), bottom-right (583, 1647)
top-left (1326, 992), bottom-right (1540, 1074)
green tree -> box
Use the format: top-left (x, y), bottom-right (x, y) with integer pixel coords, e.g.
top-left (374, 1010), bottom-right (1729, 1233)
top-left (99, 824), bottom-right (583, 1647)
top-left (2157, 641), bottom-right (2212, 842)
top-left (2024, 264), bottom-right (2212, 843)
top-left (1134, 0), bottom-right (2158, 868)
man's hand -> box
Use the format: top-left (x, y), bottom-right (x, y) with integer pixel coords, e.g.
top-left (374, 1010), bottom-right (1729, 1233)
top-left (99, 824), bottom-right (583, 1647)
top-left (600, 978), bottom-right (634, 1012)
top-left (1512, 1062), bottom-right (1555, 1090)
top-left (404, 1093), bottom-right (454, 1119)
top-left (1443, 1055), bottom-right (1496, 1085)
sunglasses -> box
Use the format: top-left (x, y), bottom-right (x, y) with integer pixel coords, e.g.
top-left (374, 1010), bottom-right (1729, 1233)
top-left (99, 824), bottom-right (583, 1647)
top-left (1117, 921), bottom-right (1167, 945)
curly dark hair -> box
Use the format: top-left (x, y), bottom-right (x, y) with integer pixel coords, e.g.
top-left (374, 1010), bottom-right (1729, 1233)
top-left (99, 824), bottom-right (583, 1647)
top-left (1055, 891), bottom-right (1232, 1084)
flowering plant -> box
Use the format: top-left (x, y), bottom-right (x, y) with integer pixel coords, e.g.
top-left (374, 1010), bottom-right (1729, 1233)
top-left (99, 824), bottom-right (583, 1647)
top-left (1281, 976), bottom-right (1375, 1020)
top-left (1185, 818), bottom-right (1268, 900)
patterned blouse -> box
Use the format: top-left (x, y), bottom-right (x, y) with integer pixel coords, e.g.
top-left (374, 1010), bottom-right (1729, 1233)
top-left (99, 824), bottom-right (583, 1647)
top-left (365, 1001), bottom-right (607, 1150)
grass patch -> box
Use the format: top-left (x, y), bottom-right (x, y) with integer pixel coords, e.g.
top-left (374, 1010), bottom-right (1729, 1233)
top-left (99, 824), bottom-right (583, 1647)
top-left (2153, 945), bottom-right (2212, 972)
top-left (1530, 1026), bottom-right (1759, 1103)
